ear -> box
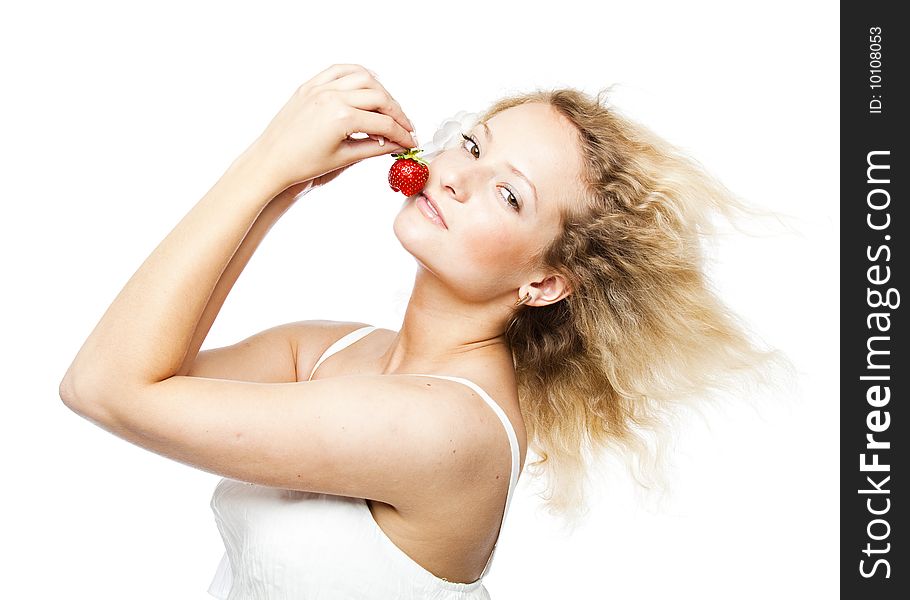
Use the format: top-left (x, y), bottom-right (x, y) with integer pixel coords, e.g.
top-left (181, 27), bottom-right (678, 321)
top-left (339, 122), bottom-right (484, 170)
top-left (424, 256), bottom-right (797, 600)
top-left (519, 273), bottom-right (573, 307)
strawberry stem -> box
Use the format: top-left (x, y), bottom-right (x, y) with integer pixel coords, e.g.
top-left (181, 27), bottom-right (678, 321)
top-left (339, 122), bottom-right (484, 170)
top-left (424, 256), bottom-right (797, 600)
top-left (390, 147), bottom-right (428, 167)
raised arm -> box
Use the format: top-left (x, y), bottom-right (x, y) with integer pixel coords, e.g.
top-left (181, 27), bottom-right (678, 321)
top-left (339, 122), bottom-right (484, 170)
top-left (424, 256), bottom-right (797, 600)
top-left (174, 183), bottom-right (302, 379)
top-left (60, 63), bottom-right (416, 405)
top-left (53, 67), bottom-right (494, 510)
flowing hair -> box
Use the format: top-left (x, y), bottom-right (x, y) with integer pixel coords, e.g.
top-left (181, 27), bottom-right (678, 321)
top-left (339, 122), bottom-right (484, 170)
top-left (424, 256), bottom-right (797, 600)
top-left (472, 87), bottom-right (798, 528)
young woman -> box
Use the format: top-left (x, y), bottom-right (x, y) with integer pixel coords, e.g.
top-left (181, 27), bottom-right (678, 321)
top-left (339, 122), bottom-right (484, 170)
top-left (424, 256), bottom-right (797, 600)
top-left (60, 63), bottom-right (789, 598)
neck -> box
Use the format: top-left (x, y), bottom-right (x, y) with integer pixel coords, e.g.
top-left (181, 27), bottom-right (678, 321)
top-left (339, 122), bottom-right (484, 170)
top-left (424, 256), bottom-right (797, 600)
top-left (377, 268), bottom-right (513, 375)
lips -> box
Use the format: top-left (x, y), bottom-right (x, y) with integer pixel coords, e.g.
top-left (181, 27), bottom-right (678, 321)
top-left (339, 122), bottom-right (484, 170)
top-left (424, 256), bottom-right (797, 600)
top-left (419, 192), bottom-right (447, 228)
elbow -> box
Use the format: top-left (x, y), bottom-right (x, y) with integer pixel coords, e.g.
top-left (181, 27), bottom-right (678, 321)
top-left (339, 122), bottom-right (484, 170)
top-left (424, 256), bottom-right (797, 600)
top-left (59, 368), bottom-right (133, 427)
top-left (58, 367), bottom-right (99, 416)
top-left (59, 369), bottom-right (84, 413)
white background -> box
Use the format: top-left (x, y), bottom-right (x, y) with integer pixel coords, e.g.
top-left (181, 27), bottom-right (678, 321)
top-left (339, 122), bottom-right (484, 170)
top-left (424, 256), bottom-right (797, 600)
top-left (1, 1), bottom-right (837, 598)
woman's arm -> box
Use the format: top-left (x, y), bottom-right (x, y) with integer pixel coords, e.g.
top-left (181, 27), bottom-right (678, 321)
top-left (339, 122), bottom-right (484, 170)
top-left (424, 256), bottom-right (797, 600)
top-left (59, 63), bottom-right (416, 407)
top-left (61, 152), bottom-right (283, 400)
top-left (173, 184), bottom-right (302, 378)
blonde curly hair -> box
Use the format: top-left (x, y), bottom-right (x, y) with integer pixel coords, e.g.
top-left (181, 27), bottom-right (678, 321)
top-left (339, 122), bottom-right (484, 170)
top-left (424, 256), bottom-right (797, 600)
top-left (473, 87), bottom-right (798, 527)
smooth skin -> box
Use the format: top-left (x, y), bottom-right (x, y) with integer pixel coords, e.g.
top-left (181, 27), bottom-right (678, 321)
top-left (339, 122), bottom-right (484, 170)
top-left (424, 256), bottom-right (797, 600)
top-left (60, 63), bottom-right (585, 583)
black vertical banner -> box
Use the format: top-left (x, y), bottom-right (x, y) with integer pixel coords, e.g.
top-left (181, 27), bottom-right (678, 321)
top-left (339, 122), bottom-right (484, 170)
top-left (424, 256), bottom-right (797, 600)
top-left (841, 2), bottom-right (906, 597)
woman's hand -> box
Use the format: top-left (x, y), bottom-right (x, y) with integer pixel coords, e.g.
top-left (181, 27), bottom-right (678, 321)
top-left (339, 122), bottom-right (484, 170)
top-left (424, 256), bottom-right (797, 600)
top-left (240, 63), bottom-right (418, 194)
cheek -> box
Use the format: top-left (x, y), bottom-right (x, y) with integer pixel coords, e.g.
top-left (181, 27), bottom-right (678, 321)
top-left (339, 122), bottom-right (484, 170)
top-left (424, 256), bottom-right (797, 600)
top-left (461, 221), bottom-right (531, 273)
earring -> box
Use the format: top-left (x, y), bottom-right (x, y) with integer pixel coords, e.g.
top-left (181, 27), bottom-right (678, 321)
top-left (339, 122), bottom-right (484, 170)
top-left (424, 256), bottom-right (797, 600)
top-left (514, 292), bottom-right (532, 307)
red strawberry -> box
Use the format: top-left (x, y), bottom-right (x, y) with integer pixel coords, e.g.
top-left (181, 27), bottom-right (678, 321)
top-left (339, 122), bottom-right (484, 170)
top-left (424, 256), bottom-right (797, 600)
top-left (388, 148), bottom-right (429, 197)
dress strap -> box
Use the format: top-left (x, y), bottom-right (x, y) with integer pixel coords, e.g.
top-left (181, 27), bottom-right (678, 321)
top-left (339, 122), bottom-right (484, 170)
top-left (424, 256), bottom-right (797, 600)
top-left (307, 326), bottom-right (377, 381)
top-left (409, 373), bottom-right (522, 579)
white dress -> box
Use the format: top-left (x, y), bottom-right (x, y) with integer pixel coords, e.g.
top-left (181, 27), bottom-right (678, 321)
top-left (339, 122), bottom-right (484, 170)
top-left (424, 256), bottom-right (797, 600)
top-left (208, 326), bottom-right (523, 599)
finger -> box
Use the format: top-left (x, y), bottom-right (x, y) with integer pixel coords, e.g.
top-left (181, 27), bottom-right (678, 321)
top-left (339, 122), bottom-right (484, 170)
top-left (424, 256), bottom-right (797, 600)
top-left (305, 63), bottom-right (373, 88)
top-left (346, 109), bottom-right (417, 150)
top-left (342, 136), bottom-right (410, 164)
top-left (342, 89), bottom-right (417, 144)
top-left (322, 71), bottom-right (416, 134)
top-left (331, 73), bottom-right (416, 133)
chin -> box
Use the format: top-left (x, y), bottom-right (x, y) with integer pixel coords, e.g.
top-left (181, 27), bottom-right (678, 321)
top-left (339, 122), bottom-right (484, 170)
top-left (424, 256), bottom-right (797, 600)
top-left (392, 209), bottom-right (449, 270)
top-left (392, 209), bottom-right (422, 252)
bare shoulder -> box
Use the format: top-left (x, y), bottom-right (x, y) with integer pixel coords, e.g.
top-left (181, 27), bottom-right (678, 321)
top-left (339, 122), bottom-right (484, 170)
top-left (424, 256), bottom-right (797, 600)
top-left (290, 321), bottom-right (524, 504)
top-left (400, 372), bottom-right (526, 511)
top-left (290, 319), bottom-right (379, 381)
top-left (386, 373), bottom-right (519, 511)
top-left (177, 319), bottom-right (372, 384)
top-left (288, 319), bottom-right (372, 350)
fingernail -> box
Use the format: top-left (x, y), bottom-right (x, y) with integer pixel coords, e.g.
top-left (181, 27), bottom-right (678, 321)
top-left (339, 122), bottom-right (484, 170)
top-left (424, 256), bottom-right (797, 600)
top-left (410, 131), bottom-right (419, 146)
top-left (378, 136), bottom-right (385, 147)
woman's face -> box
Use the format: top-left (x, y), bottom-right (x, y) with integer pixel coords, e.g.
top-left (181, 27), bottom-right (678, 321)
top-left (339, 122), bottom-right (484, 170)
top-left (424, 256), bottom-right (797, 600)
top-left (393, 102), bottom-right (585, 302)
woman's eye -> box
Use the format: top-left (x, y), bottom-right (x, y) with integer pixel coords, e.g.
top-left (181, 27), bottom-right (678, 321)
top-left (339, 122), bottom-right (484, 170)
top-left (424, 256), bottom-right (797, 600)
top-left (461, 133), bottom-right (480, 159)
top-left (500, 187), bottom-right (521, 212)
top-left (462, 132), bottom-right (521, 212)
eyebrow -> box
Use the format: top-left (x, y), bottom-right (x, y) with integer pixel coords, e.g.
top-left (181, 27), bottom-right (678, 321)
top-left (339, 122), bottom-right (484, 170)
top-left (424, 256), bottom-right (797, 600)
top-left (479, 121), bottom-right (538, 214)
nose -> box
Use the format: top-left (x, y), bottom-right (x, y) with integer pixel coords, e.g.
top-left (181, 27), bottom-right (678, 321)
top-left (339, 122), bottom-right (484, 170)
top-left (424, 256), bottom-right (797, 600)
top-left (438, 160), bottom-right (490, 204)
